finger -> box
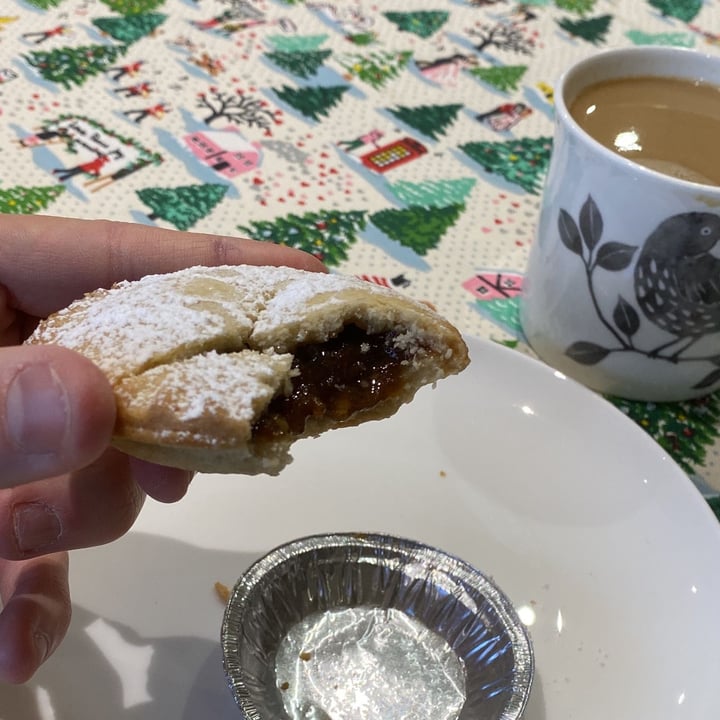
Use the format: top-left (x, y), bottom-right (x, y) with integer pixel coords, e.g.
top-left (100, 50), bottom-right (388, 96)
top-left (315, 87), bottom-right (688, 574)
top-left (0, 345), bottom-right (116, 488)
top-left (128, 457), bottom-right (194, 503)
top-left (0, 552), bottom-right (70, 684)
top-left (0, 214), bottom-right (326, 318)
top-left (0, 285), bottom-right (22, 346)
top-left (0, 283), bottom-right (15, 338)
top-left (0, 449), bottom-right (145, 560)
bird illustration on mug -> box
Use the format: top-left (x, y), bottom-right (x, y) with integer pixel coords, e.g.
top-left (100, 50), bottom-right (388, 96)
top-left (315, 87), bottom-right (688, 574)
top-left (634, 212), bottom-right (720, 357)
top-left (558, 196), bottom-right (720, 391)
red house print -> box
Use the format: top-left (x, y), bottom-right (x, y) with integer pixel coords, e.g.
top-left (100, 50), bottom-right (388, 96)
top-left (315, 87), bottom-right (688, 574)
top-left (184, 130), bottom-right (261, 178)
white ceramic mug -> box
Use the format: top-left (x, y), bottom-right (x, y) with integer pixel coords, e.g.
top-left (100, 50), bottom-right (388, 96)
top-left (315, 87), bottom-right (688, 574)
top-left (521, 47), bottom-right (720, 402)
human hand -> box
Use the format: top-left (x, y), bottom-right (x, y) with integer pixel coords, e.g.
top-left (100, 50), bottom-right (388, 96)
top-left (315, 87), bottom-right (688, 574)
top-left (0, 214), bottom-right (324, 683)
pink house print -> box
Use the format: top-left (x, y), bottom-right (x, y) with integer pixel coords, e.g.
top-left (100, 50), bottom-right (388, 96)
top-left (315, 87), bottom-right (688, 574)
top-left (184, 130), bottom-right (261, 178)
top-left (463, 271), bottom-right (524, 301)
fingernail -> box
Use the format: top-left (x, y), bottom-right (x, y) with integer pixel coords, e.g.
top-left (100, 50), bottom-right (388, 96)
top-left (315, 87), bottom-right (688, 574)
top-left (13, 502), bottom-right (62, 554)
top-left (34, 632), bottom-right (51, 665)
top-left (6, 364), bottom-right (69, 454)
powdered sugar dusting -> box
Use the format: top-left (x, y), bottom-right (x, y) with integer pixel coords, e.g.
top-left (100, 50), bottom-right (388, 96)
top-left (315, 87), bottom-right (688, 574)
top-left (116, 349), bottom-right (294, 444)
top-left (28, 265), bottom-right (406, 381)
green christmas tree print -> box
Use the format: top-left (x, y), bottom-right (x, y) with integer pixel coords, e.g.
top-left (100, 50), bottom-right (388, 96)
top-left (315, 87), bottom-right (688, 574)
top-left (238, 210), bottom-right (368, 267)
top-left (346, 32), bottom-right (377, 46)
top-left (648, 0), bottom-right (702, 22)
top-left (266, 34), bottom-right (329, 53)
top-left (706, 495), bottom-right (720, 522)
top-left (23, 0), bottom-right (62, 7)
top-left (370, 204), bottom-right (465, 256)
top-left (557, 15), bottom-right (612, 44)
top-left (626, 29), bottom-right (695, 46)
top-left (387, 103), bottom-right (463, 141)
top-left (92, 13), bottom-right (166, 44)
top-left (460, 136), bottom-right (553, 194)
top-left (554, 0), bottom-right (597, 14)
top-left (265, 49), bottom-right (332, 79)
top-left (137, 183), bottom-right (228, 231)
top-left (100, 0), bottom-right (165, 14)
top-left (384, 11), bottom-right (449, 39)
top-left (608, 393), bottom-right (720, 475)
top-left (388, 178), bottom-right (476, 208)
top-left (274, 84), bottom-right (349, 121)
top-left (468, 65), bottom-right (528, 92)
top-left (24, 43), bottom-right (128, 89)
top-left (0, 184), bottom-right (64, 214)
top-left (338, 50), bottom-right (412, 90)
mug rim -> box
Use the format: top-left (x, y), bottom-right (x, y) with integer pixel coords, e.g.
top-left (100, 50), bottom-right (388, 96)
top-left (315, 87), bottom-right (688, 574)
top-left (554, 46), bottom-right (720, 193)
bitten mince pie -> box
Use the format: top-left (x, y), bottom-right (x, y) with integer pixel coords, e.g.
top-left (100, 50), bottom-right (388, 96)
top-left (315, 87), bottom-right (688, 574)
top-left (27, 265), bottom-right (469, 475)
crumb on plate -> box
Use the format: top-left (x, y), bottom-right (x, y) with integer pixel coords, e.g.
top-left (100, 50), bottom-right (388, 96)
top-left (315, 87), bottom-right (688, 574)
top-left (215, 581), bottom-right (231, 603)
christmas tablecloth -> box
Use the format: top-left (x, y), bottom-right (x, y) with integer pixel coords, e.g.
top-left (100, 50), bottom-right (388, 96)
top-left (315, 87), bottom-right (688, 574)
top-left (1, 0), bottom-right (719, 496)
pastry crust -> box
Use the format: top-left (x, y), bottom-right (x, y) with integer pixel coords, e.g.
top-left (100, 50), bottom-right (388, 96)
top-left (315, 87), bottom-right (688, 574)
top-left (27, 265), bottom-right (469, 475)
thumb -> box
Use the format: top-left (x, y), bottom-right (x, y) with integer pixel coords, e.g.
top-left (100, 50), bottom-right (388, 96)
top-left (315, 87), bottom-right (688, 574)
top-left (0, 346), bottom-right (116, 487)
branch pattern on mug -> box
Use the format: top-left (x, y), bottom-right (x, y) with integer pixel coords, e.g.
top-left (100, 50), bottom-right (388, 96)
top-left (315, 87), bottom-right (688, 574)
top-left (559, 195), bottom-right (720, 391)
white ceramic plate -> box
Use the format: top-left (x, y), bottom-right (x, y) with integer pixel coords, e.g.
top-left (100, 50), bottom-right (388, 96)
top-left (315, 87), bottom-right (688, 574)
top-left (4, 336), bottom-right (720, 719)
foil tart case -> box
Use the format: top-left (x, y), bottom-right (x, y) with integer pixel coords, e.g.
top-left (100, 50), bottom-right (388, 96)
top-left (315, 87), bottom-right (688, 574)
top-left (221, 533), bottom-right (534, 720)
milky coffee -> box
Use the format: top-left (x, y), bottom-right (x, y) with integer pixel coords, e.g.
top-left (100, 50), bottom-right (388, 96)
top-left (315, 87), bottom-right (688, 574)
top-left (569, 75), bottom-right (720, 186)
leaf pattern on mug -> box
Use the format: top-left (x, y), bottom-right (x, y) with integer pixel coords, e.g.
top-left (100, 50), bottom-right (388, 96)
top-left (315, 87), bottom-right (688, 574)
top-left (694, 368), bottom-right (720, 390)
top-left (558, 209), bottom-right (583, 256)
top-left (594, 241), bottom-right (637, 271)
top-left (579, 195), bottom-right (603, 251)
top-left (565, 341), bottom-right (611, 365)
top-left (613, 295), bottom-right (640, 337)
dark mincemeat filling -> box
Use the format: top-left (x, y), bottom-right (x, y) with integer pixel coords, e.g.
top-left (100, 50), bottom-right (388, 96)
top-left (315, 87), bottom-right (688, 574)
top-left (252, 325), bottom-right (410, 441)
